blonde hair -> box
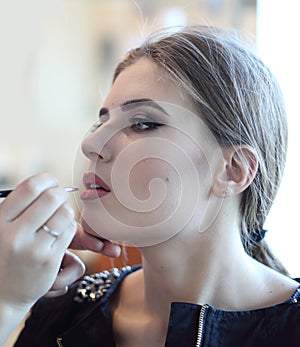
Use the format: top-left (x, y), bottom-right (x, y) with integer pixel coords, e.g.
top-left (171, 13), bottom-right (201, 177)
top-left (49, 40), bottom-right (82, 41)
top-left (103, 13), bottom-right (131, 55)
top-left (113, 26), bottom-right (288, 275)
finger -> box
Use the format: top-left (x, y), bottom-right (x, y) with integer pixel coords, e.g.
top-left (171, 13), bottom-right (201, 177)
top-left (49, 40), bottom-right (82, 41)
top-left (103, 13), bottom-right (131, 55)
top-left (49, 251), bottom-right (85, 291)
top-left (50, 221), bottom-right (77, 254)
top-left (70, 223), bottom-right (104, 251)
top-left (44, 287), bottom-right (68, 298)
top-left (35, 204), bottom-right (75, 245)
top-left (35, 224), bottom-right (61, 249)
top-left (16, 186), bottom-right (69, 234)
top-left (33, 219), bottom-right (77, 258)
top-left (70, 223), bottom-right (121, 257)
top-left (101, 240), bottom-right (121, 258)
top-left (1, 173), bottom-right (58, 221)
top-left (44, 204), bottom-right (75, 233)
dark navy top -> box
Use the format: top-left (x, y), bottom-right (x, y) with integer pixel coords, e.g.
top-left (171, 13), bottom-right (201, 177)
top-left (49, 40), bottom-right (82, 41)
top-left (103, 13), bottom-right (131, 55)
top-left (15, 266), bottom-right (300, 347)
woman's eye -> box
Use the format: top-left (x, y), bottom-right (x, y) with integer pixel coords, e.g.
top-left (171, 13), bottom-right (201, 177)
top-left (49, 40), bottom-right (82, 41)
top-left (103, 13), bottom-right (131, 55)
top-left (131, 121), bottom-right (163, 132)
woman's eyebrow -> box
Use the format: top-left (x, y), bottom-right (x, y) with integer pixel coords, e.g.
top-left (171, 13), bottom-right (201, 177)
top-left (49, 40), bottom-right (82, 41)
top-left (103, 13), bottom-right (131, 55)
top-left (98, 98), bottom-right (170, 118)
top-left (120, 98), bottom-right (170, 116)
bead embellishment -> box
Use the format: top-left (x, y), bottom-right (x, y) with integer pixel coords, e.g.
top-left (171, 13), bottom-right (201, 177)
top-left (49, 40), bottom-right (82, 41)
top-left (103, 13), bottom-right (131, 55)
top-left (290, 288), bottom-right (300, 304)
top-left (74, 266), bottom-right (132, 303)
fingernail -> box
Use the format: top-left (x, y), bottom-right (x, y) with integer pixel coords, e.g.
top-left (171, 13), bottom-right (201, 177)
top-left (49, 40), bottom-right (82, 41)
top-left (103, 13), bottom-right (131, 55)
top-left (98, 240), bottom-right (104, 249)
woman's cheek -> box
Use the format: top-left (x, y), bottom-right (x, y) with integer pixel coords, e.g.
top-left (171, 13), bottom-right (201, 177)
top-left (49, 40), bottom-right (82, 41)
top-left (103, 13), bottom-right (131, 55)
top-left (80, 155), bottom-right (202, 247)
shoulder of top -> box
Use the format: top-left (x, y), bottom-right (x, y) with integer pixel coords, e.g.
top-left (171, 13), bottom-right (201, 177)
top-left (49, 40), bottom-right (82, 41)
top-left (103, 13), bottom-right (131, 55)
top-left (74, 266), bottom-right (133, 303)
top-left (286, 287), bottom-right (300, 304)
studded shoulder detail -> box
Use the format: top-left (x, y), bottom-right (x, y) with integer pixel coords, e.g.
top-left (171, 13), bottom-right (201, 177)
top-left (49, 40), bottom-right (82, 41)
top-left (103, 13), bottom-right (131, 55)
top-left (74, 266), bottom-right (132, 303)
top-left (288, 288), bottom-right (300, 304)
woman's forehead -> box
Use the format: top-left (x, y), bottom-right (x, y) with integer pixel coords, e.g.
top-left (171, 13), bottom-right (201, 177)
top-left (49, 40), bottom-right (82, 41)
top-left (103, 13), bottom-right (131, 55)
top-left (104, 58), bottom-right (190, 112)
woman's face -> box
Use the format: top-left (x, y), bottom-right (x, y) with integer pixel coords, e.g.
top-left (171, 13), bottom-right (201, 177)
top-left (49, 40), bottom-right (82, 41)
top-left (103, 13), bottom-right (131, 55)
top-left (80, 57), bottom-right (224, 247)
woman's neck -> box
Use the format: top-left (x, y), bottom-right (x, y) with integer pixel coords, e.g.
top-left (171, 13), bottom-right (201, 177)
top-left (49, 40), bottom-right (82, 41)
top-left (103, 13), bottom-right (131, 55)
top-left (139, 226), bottom-right (247, 312)
top-left (137, 225), bottom-right (297, 314)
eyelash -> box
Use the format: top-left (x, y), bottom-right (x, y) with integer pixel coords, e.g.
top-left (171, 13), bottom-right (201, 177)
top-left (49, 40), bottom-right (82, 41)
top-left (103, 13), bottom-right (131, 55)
top-left (90, 116), bottom-right (164, 133)
top-left (131, 120), bottom-right (164, 132)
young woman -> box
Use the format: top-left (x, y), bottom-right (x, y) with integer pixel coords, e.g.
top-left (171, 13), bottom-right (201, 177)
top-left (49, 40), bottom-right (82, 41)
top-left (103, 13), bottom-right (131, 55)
top-left (0, 173), bottom-right (120, 345)
top-left (14, 26), bottom-right (300, 346)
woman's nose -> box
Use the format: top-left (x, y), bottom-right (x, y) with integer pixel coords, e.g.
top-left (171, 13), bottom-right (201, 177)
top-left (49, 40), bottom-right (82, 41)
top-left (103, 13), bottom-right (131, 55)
top-left (81, 132), bottom-right (113, 162)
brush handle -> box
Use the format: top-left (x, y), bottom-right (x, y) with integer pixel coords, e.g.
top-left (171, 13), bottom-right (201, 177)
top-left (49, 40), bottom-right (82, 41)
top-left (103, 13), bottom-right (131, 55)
top-left (0, 187), bottom-right (78, 198)
top-left (0, 190), bottom-right (12, 198)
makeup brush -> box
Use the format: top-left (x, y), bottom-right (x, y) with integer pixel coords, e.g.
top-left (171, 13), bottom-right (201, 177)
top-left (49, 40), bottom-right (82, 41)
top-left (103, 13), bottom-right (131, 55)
top-left (0, 187), bottom-right (78, 198)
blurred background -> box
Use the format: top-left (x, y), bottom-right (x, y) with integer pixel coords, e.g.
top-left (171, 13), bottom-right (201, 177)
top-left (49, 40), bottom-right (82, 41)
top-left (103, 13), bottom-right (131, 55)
top-left (0, 0), bottom-right (299, 276)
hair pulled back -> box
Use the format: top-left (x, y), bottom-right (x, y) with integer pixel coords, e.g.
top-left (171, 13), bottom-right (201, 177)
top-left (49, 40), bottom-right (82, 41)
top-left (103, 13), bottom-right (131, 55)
top-left (113, 26), bottom-right (288, 275)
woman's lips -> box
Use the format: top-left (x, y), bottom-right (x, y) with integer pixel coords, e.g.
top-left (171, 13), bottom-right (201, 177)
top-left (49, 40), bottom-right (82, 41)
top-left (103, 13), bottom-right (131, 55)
top-left (81, 172), bottom-right (111, 200)
top-left (81, 189), bottom-right (110, 200)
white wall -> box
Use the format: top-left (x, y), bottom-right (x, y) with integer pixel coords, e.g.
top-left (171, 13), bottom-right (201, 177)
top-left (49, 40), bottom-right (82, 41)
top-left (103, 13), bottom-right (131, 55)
top-left (0, 0), bottom-right (94, 190)
top-left (257, 0), bottom-right (300, 276)
top-left (0, 0), bottom-right (256, 215)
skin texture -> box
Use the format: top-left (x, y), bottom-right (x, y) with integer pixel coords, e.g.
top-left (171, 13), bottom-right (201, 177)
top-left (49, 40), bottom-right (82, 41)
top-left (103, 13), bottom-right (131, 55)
top-left (81, 58), bottom-right (299, 346)
top-left (81, 57), bottom-right (224, 247)
top-left (0, 173), bottom-right (120, 345)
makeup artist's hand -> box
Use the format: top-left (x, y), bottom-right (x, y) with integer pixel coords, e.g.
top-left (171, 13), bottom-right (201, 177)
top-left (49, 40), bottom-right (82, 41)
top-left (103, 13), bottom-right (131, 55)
top-left (0, 173), bottom-right (84, 339)
top-left (45, 224), bottom-right (121, 298)
top-left (69, 223), bottom-right (121, 258)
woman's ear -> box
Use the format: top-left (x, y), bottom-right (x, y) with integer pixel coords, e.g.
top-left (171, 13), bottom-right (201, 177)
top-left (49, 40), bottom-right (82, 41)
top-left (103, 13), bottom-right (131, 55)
top-left (212, 145), bottom-right (258, 198)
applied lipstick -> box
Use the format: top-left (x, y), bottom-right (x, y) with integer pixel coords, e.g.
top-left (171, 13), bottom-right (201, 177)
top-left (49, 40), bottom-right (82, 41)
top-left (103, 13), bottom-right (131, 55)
top-left (81, 172), bottom-right (111, 200)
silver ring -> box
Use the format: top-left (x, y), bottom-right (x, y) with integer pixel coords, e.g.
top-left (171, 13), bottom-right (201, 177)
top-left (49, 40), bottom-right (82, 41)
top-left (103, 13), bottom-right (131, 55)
top-left (41, 224), bottom-right (59, 239)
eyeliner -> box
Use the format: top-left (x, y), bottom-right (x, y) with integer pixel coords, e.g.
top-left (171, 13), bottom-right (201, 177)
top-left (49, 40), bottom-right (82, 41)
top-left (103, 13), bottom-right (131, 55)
top-left (0, 187), bottom-right (78, 198)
